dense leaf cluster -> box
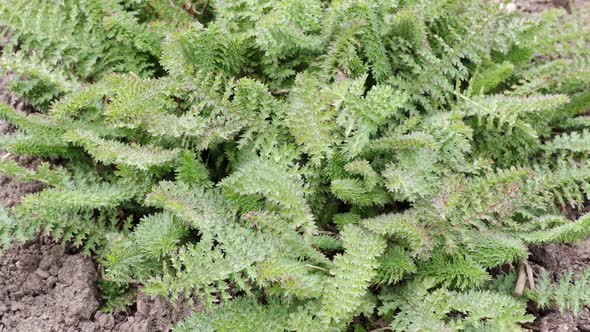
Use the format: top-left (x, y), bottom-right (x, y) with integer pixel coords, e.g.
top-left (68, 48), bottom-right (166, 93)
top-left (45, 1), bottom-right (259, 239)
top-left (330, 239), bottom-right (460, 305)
top-left (0, 0), bottom-right (589, 330)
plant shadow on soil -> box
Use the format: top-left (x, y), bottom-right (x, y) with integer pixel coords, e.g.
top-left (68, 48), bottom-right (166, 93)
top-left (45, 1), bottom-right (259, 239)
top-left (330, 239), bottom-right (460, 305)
top-left (1, 1), bottom-right (590, 331)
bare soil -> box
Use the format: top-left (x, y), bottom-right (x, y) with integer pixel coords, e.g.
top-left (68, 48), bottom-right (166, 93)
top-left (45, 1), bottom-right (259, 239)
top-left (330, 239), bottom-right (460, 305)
top-left (513, 0), bottom-right (572, 13)
top-left (528, 241), bottom-right (590, 331)
top-left (0, 238), bottom-right (191, 332)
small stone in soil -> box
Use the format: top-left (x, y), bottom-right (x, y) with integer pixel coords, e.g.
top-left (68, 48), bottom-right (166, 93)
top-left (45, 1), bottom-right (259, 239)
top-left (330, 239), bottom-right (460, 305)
top-left (35, 268), bottom-right (50, 279)
top-left (10, 303), bottom-right (24, 312)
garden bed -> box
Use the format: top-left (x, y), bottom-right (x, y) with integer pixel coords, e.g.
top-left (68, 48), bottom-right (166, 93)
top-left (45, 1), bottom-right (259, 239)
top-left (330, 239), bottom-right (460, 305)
top-left (0, 1), bottom-right (589, 331)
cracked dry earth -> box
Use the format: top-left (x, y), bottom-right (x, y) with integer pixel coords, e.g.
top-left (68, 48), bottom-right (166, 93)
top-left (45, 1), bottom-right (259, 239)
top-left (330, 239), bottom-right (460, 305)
top-left (0, 234), bottom-right (192, 332)
top-left (0, 238), bottom-right (192, 332)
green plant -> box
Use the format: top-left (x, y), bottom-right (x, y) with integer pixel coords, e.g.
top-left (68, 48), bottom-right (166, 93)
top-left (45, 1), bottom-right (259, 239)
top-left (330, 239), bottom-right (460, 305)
top-left (0, 0), bottom-right (589, 331)
top-left (526, 269), bottom-right (590, 316)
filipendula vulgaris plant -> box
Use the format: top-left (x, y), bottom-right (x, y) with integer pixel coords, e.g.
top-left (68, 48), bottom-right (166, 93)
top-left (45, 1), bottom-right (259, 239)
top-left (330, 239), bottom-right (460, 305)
top-left (0, 0), bottom-right (589, 330)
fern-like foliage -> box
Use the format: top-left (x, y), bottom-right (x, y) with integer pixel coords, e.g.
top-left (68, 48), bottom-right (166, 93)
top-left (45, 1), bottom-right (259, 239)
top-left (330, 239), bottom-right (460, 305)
top-left (174, 298), bottom-right (292, 332)
top-left (0, 0), bottom-right (588, 330)
top-left (0, 0), bottom-right (162, 109)
top-left (7, 182), bottom-right (134, 254)
top-left (380, 279), bottom-right (532, 331)
top-left (313, 225), bottom-right (386, 330)
top-left (521, 214), bottom-right (590, 244)
top-left (0, 159), bottom-right (70, 187)
top-left (65, 129), bottom-right (180, 170)
top-left (219, 157), bottom-right (317, 237)
top-left (527, 269), bottom-right (590, 316)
